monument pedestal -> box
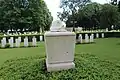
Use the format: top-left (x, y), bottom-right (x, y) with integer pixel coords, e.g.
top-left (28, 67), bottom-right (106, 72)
top-left (46, 59), bottom-right (75, 72)
top-left (44, 31), bottom-right (76, 72)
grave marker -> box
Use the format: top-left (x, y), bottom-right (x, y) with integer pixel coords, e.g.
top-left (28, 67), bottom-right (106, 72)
top-left (96, 33), bottom-right (99, 38)
top-left (32, 36), bottom-right (37, 46)
top-left (78, 34), bottom-right (82, 43)
top-left (102, 33), bottom-right (104, 38)
top-left (15, 39), bottom-right (20, 47)
top-left (24, 37), bottom-right (28, 47)
top-left (45, 20), bottom-right (75, 72)
top-left (85, 34), bottom-right (89, 43)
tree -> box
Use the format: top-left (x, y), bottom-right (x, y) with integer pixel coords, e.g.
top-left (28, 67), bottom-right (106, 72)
top-left (0, 0), bottom-right (53, 33)
top-left (66, 2), bottom-right (102, 29)
top-left (58, 0), bottom-right (91, 22)
top-left (58, 0), bottom-right (91, 31)
top-left (100, 4), bottom-right (119, 30)
top-left (78, 3), bottom-right (102, 28)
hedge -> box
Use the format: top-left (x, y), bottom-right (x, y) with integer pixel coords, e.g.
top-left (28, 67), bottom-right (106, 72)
top-left (0, 53), bottom-right (120, 80)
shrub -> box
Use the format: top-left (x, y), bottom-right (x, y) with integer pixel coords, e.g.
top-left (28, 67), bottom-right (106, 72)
top-left (0, 53), bottom-right (120, 80)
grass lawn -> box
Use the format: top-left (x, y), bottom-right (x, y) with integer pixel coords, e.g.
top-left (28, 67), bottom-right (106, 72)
top-left (0, 38), bottom-right (120, 66)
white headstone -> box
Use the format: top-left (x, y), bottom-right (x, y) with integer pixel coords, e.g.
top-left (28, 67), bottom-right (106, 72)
top-left (90, 36), bottom-right (92, 42)
top-left (18, 37), bottom-right (21, 42)
top-left (40, 36), bottom-right (43, 41)
top-left (45, 20), bottom-right (75, 72)
top-left (15, 39), bottom-right (20, 47)
top-left (9, 39), bottom-right (13, 48)
top-left (1, 37), bottom-right (7, 47)
top-left (85, 34), bottom-right (89, 43)
top-left (1, 39), bottom-right (5, 48)
top-left (90, 34), bottom-right (94, 42)
top-left (91, 34), bottom-right (94, 42)
top-left (96, 33), bottom-right (99, 38)
top-left (102, 33), bottom-right (104, 38)
top-left (9, 37), bottom-right (14, 48)
top-left (24, 37), bottom-right (28, 47)
top-left (32, 36), bottom-right (37, 46)
top-left (78, 34), bottom-right (82, 43)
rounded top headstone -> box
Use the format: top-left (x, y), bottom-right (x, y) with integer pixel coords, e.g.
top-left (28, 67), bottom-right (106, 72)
top-left (50, 20), bottom-right (66, 32)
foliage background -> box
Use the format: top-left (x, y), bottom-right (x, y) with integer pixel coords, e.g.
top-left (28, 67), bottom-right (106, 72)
top-left (0, 0), bottom-right (53, 33)
top-left (58, 0), bottom-right (120, 30)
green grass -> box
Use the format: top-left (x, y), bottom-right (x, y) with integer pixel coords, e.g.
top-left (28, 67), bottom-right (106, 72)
top-left (0, 38), bottom-right (120, 66)
top-left (76, 38), bottom-right (120, 62)
top-left (0, 42), bottom-right (45, 65)
top-left (0, 38), bottom-right (120, 80)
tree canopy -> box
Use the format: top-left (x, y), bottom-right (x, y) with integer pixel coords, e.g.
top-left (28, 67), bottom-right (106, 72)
top-left (58, 0), bottom-right (91, 22)
top-left (58, 1), bottom-right (120, 30)
top-left (0, 0), bottom-right (53, 33)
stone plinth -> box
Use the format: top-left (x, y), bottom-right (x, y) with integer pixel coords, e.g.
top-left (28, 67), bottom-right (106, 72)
top-left (44, 31), bottom-right (76, 72)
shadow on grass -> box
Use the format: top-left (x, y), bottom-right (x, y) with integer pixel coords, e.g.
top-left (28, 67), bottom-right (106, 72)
top-left (116, 43), bottom-right (120, 45)
top-left (76, 42), bottom-right (96, 45)
top-left (0, 46), bottom-right (39, 49)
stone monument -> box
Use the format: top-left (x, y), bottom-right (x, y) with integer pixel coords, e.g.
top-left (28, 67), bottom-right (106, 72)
top-left (44, 20), bottom-right (76, 72)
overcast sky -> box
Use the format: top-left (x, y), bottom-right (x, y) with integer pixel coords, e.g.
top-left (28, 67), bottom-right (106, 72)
top-left (44, 0), bottom-right (111, 20)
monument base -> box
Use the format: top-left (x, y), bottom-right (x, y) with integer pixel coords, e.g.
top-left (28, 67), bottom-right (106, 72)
top-left (46, 59), bottom-right (75, 72)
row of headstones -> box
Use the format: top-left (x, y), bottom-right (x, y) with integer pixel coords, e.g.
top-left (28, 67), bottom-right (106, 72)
top-left (78, 33), bottom-right (104, 43)
top-left (6, 31), bottom-right (39, 36)
top-left (1, 36), bottom-right (43, 48)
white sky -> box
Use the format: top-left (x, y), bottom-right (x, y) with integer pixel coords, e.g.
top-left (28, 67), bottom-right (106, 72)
top-left (44, 0), bottom-right (111, 20)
